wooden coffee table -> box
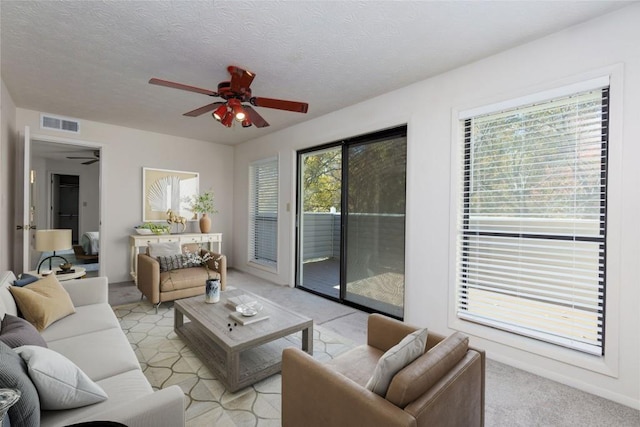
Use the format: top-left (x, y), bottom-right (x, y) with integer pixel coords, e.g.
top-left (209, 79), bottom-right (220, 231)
top-left (173, 288), bottom-right (313, 392)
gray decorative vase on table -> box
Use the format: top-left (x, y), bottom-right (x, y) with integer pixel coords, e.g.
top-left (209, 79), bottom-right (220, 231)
top-left (205, 278), bottom-right (220, 303)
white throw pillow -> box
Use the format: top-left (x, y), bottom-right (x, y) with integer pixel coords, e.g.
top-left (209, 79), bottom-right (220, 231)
top-left (365, 328), bottom-right (428, 397)
top-left (148, 241), bottom-right (182, 258)
top-left (15, 345), bottom-right (108, 410)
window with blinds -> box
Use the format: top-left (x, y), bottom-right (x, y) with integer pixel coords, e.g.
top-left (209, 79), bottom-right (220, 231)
top-left (249, 157), bottom-right (278, 268)
top-left (456, 81), bottom-right (609, 355)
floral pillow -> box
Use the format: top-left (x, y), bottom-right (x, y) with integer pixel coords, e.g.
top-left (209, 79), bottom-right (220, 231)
top-left (156, 254), bottom-right (198, 273)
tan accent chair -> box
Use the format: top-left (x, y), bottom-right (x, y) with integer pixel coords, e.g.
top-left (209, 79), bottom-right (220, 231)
top-left (282, 314), bottom-right (485, 427)
top-left (137, 244), bottom-right (227, 312)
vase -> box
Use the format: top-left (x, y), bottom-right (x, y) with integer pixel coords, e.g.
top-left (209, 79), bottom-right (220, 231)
top-left (199, 213), bottom-right (211, 233)
top-left (205, 279), bottom-right (220, 303)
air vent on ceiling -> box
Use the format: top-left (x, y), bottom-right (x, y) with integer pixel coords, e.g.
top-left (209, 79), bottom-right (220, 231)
top-left (40, 113), bottom-right (80, 134)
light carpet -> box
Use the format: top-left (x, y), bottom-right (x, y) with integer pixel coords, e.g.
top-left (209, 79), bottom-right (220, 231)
top-left (114, 300), bottom-right (355, 427)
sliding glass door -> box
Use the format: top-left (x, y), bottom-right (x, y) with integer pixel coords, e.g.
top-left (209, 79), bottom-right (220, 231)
top-left (296, 127), bottom-right (406, 318)
top-left (344, 135), bottom-right (406, 318)
top-left (297, 147), bottom-right (342, 298)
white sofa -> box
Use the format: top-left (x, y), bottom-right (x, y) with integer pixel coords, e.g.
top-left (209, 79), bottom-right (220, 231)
top-left (0, 271), bottom-right (185, 427)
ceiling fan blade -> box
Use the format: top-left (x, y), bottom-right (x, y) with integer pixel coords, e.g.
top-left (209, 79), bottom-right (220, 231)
top-left (244, 106), bottom-right (270, 128)
top-left (228, 66), bottom-right (255, 92)
top-left (82, 159), bottom-right (99, 165)
top-left (149, 78), bottom-right (217, 96)
top-left (183, 102), bottom-right (225, 117)
top-left (67, 156), bottom-right (95, 160)
top-left (251, 97), bottom-right (308, 113)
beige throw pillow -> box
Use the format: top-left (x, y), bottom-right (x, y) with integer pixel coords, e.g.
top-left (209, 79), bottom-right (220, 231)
top-left (9, 274), bottom-right (75, 331)
top-left (365, 328), bottom-right (428, 397)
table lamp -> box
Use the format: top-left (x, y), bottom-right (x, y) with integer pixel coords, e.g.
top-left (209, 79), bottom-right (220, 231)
top-left (36, 229), bottom-right (72, 273)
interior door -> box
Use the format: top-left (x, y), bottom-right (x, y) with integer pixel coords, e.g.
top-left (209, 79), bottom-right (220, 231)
top-left (17, 126), bottom-right (34, 273)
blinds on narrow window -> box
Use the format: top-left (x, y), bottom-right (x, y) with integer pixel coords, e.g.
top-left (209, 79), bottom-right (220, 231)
top-left (249, 157), bottom-right (278, 267)
top-left (456, 82), bottom-right (609, 355)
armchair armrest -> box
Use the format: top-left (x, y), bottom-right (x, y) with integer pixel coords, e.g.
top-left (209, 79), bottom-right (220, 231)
top-left (137, 254), bottom-right (160, 304)
top-left (282, 347), bottom-right (416, 427)
top-left (86, 385), bottom-right (185, 427)
top-left (61, 276), bottom-right (108, 306)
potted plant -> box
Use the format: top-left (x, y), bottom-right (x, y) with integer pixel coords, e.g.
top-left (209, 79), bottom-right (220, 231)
top-left (134, 223), bottom-right (170, 235)
top-left (187, 189), bottom-right (218, 233)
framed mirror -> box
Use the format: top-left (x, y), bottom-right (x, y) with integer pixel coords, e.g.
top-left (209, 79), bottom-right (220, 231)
top-left (142, 167), bottom-right (198, 222)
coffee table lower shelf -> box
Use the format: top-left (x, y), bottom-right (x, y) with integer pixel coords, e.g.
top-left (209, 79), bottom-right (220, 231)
top-left (175, 321), bottom-right (306, 392)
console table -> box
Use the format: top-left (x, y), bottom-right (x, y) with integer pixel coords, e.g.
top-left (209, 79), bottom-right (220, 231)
top-left (129, 233), bottom-right (222, 284)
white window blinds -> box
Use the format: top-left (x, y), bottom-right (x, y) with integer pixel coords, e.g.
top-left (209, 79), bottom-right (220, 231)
top-left (249, 157), bottom-right (278, 267)
top-left (456, 83), bottom-right (609, 355)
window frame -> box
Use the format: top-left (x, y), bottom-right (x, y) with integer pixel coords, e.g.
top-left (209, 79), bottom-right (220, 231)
top-left (448, 68), bottom-right (623, 377)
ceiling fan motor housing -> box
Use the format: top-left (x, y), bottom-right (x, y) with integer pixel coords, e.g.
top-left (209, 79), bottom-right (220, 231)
top-left (216, 81), bottom-right (252, 102)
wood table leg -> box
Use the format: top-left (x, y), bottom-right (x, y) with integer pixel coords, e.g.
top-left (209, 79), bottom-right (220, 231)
top-left (174, 307), bottom-right (184, 329)
top-left (302, 324), bottom-right (313, 355)
top-left (227, 351), bottom-right (240, 392)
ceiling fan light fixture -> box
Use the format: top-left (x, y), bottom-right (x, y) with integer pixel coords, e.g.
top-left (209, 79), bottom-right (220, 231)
top-left (241, 117), bottom-right (252, 128)
top-left (213, 104), bottom-right (228, 121)
top-left (221, 111), bottom-right (234, 127)
top-left (227, 99), bottom-right (246, 121)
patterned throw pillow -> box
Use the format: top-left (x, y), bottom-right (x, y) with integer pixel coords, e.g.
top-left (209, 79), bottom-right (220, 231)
top-left (156, 254), bottom-right (199, 273)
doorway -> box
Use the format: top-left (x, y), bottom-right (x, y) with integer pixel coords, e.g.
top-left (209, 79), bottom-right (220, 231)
top-left (26, 137), bottom-right (102, 273)
top-left (52, 174), bottom-right (80, 244)
top-left (296, 126), bottom-right (407, 318)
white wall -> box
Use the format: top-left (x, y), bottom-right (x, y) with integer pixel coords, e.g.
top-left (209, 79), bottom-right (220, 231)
top-left (16, 108), bottom-right (235, 282)
top-left (0, 79), bottom-right (17, 271)
top-left (232, 5), bottom-right (640, 408)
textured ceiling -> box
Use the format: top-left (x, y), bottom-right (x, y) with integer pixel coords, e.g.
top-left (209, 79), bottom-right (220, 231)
top-left (1, 1), bottom-right (632, 146)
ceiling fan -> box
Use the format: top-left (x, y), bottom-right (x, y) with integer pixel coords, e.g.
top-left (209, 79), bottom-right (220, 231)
top-left (67, 150), bottom-right (100, 165)
top-left (149, 65), bottom-right (308, 128)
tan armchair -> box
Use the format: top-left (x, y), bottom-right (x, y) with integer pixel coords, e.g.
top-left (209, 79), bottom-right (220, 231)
top-left (282, 314), bottom-right (485, 427)
top-left (137, 244), bottom-right (227, 312)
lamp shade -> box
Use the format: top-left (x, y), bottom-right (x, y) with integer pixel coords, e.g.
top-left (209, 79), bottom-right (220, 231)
top-left (35, 229), bottom-right (72, 252)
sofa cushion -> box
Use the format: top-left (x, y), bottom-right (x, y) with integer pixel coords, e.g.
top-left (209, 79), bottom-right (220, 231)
top-left (46, 327), bottom-right (141, 382)
top-left (0, 341), bottom-right (40, 427)
top-left (159, 268), bottom-right (219, 292)
top-left (0, 271), bottom-right (19, 319)
top-left (40, 369), bottom-right (152, 427)
top-left (325, 345), bottom-right (384, 387)
top-left (40, 304), bottom-right (121, 343)
top-left (386, 331), bottom-right (469, 408)
top-left (9, 274), bottom-right (76, 331)
top-left (15, 345), bottom-right (108, 410)
top-left (365, 328), bottom-right (428, 396)
top-left (0, 314), bottom-right (48, 348)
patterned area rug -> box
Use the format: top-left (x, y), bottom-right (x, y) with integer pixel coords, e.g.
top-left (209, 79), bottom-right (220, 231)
top-left (114, 301), bottom-right (356, 426)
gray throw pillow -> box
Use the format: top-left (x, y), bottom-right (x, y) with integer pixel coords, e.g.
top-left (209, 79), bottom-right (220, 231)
top-left (0, 314), bottom-right (48, 349)
top-left (365, 328), bottom-right (428, 397)
top-left (0, 341), bottom-right (40, 427)
top-left (148, 241), bottom-right (181, 258)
